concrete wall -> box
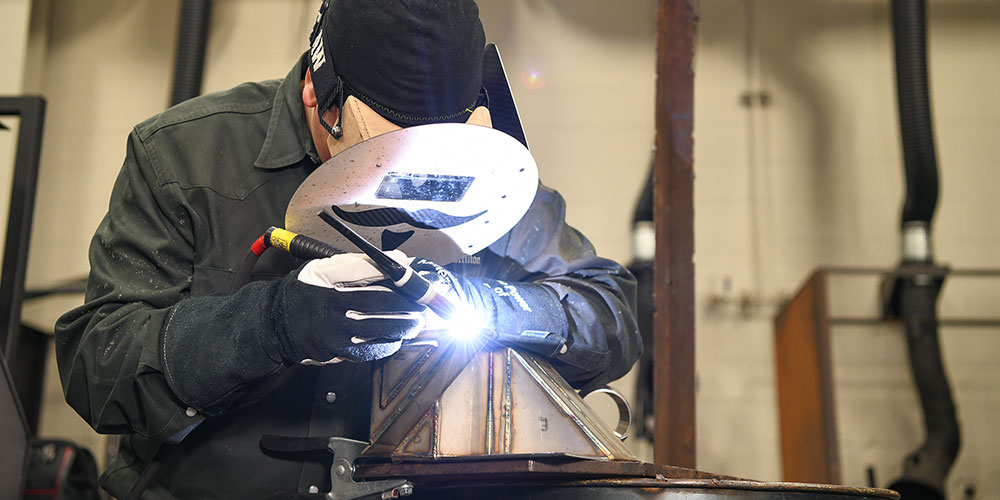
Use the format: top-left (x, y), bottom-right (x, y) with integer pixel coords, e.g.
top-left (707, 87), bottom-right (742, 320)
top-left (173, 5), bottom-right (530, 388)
top-left (7, 0), bottom-right (999, 497)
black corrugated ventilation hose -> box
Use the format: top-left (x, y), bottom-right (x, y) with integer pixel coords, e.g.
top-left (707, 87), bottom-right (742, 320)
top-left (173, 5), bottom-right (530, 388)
top-left (894, 0), bottom-right (939, 228)
top-left (170, 0), bottom-right (213, 106)
top-left (892, 277), bottom-right (960, 500)
top-left (888, 1), bottom-right (961, 498)
top-left (628, 158), bottom-right (655, 441)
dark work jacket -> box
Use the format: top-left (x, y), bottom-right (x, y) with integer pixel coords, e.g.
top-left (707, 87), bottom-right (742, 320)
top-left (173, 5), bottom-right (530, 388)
top-left (54, 54), bottom-right (641, 500)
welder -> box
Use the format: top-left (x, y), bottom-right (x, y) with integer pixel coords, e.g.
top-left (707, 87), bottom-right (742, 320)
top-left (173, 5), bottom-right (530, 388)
top-left (54, 1), bottom-right (641, 499)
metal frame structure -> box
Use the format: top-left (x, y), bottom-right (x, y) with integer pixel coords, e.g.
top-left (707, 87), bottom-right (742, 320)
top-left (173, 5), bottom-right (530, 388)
top-left (775, 266), bottom-right (1000, 483)
top-left (0, 96), bottom-right (46, 368)
top-left (0, 351), bottom-right (31, 498)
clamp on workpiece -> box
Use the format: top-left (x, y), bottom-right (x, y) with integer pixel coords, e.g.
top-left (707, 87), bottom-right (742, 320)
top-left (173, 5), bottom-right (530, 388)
top-left (327, 438), bottom-right (412, 500)
top-left (259, 435), bottom-right (413, 500)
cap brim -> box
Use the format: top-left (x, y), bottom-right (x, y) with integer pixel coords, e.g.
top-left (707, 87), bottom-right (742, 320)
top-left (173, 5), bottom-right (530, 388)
top-left (351, 96), bottom-right (493, 132)
top-left (328, 97), bottom-right (494, 159)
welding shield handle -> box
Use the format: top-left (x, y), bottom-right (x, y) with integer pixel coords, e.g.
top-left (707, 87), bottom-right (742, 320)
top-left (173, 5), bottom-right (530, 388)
top-left (265, 226), bottom-right (341, 260)
top-left (264, 226), bottom-right (454, 318)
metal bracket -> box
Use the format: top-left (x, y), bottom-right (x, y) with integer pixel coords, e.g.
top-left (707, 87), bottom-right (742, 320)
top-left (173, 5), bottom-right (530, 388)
top-left (588, 387), bottom-right (632, 442)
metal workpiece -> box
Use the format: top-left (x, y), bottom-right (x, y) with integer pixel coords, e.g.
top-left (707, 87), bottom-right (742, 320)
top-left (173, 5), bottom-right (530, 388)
top-left (366, 343), bottom-right (636, 461)
top-left (356, 456), bottom-right (725, 482)
top-left (407, 480), bottom-right (899, 500)
top-left (358, 321), bottom-right (894, 500)
top-left (355, 458), bottom-right (898, 500)
top-left (587, 387), bottom-right (632, 441)
top-left (366, 334), bottom-right (492, 456)
top-left (506, 352), bottom-right (635, 459)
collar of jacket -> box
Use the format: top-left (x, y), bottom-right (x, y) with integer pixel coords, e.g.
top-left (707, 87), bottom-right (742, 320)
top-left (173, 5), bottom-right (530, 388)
top-left (255, 53), bottom-right (321, 169)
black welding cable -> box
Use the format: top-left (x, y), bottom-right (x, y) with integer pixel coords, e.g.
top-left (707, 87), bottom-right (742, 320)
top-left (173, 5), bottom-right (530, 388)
top-left (231, 234), bottom-right (268, 292)
top-left (123, 458), bottom-right (163, 500)
top-left (628, 160), bottom-right (655, 440)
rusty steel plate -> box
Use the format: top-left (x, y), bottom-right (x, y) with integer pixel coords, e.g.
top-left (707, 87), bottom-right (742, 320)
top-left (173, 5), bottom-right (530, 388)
top-left (404, 479), bottom-right (899, 500)
top-left (355, 456), bottom-right (723, 481)
top-left (354, 458), bottom-right (898, 500)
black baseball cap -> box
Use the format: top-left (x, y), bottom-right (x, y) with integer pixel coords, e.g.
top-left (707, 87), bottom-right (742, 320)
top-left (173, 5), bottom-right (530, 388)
top-left (308, 0), bottom-right (486, 127)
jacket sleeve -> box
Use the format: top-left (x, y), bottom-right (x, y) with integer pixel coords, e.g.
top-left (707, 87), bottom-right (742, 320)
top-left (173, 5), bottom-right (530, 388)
top-left (54, 130), bottom-right (283, 442)
top-left (492, 185), bottom-right (642, 393)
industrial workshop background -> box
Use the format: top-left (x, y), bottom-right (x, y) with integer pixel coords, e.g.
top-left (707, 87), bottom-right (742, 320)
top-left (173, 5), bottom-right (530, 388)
top-left (1, 0), bottom-right (997, 498)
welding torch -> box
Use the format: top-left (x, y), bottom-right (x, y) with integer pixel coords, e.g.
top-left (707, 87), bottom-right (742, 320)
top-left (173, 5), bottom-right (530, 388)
top-left (255, 214), bottom-right (460, 320)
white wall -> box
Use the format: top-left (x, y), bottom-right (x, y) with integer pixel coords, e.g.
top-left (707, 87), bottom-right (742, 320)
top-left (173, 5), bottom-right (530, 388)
top-left (694, 0), bottom-right (1000, 496)
top-left (0, 0), bottom-right (34, 261)
top-left (0, 0), bottom-right (32, 93)
top-left (478, 0), bottom-right (657, 261)
top-left (11, 0), bottom-right (1000, 496)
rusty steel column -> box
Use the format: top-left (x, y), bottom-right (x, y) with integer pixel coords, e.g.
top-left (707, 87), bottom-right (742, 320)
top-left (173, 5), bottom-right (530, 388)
top-left (652, 0), bottom-right (697, 468)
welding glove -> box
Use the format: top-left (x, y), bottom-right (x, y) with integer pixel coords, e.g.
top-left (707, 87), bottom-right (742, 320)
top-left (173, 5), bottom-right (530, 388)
top-left (409, 258), bottom-right (571, 358)
top-left (160, 251), bottom-right (426, 417)
top-left (269, 251), bottom-right (426, 365)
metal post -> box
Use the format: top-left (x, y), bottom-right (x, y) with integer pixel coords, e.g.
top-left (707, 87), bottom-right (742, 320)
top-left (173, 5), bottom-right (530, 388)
top-left (652, 0), bottom-right (697, 468)
top-left (0, 97), bottom-right (46, 369)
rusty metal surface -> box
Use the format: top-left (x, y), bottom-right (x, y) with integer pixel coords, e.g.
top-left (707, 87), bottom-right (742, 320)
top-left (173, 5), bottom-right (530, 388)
top-left (774, 271), bottom-right (840, 484)
top-left (471, 479), bottom-right (897, 499)
top-left (356, 457), bottom-right (898, 499)
top-left (405, 485), bottom-right (897, 500)
top-left (355, 459), bottom-right (898, 499)
top-left (613, 479), bottom-right (897, 498)
top-left (355, 456), bottom-right (728, 482)
top-left (653, 0), bottom-right (698, 468)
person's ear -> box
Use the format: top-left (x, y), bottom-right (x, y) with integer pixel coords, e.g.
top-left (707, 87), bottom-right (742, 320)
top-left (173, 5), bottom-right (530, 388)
top-left (303, 68), bottom-right (318, 108)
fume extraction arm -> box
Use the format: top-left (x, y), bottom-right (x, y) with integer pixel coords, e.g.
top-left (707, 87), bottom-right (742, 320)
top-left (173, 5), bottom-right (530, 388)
top-left (884, 1), bottom-right (961, 498)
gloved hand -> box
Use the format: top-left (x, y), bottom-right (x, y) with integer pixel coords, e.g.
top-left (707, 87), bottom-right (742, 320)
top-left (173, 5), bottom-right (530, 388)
top-left (408, 257), bottom-right (571, 357)
top-left (269, 251), bottom-right (426, 365)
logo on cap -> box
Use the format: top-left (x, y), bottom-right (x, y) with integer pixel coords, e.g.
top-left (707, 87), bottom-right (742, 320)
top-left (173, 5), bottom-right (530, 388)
top-left (310, 31), bottom-right (327, 71)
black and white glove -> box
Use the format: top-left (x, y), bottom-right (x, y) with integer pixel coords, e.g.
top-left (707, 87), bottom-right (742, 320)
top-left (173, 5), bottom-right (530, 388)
top-left (160, 251), bottom-right (426, 416)
top-left (270, 251), bottom-right (426, 365)
top-left (409, 257), bottom-right (570, 358)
